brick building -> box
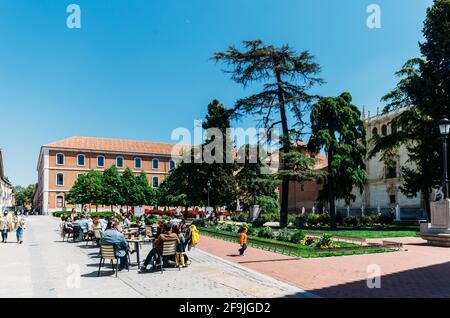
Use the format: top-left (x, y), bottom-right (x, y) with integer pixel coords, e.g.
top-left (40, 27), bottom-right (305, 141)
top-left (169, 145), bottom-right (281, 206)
top-left (34, 136), bottom-right (184, 214)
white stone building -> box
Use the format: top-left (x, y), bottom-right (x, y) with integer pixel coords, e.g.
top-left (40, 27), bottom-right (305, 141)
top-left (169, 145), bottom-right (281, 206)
top-left (336, 109), bottom-right (425, 219)
top-left (0, 149), bottom-right (13, 212)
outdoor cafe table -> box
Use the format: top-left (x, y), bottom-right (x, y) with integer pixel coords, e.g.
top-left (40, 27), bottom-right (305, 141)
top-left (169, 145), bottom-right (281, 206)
top-left (126, 237), bottom-right (154, 267)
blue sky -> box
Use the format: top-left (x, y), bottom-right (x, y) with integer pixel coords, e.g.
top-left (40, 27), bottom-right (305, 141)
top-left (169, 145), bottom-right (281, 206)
top-left (0, 0), bottom-right (433, 186)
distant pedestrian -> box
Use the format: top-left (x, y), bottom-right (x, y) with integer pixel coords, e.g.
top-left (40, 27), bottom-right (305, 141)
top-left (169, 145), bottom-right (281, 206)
top-left (0, 212), bottom-right (8, 243)
top-left (14, 211), bottom-right (26, 244)
top-left (238, 227), bottom-right (248, 256)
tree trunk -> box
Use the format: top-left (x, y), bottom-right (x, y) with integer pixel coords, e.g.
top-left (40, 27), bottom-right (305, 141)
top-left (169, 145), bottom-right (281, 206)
top-left (275, 70), bottom-right (291, 228)
top-left (328, 147), bottom-right (336, 229)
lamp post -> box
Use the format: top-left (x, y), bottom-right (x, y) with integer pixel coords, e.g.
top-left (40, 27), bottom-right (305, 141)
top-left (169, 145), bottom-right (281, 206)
top-left (438, 117), bottom-right (450, 198)
top-left (207, 180), bottom-right (211, 207)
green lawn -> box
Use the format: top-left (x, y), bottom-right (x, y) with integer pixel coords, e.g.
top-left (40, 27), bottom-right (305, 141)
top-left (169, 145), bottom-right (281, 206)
top-left (301, 225), bottom-right (420, 239)
top-left (200, 227), bottom-right (394, 258)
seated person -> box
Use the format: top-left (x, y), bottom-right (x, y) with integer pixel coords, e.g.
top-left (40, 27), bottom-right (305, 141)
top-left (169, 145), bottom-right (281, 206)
top-left (172, 224), bottom-right (190, 266)
top-left (140, 223), bottom-right (179, 272)
top-left (100, 222), bottom-right (129, 270)
top-left (72, 217), bottom-right (83, 241)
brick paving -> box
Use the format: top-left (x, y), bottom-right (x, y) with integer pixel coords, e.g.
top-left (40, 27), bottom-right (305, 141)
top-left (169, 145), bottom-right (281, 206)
top-left (197, 235), bottom-right (450, 298)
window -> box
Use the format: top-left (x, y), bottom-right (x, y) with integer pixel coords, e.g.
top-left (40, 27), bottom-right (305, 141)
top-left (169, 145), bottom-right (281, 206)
top-left (116, 156), bottom-right (124, 168)
top-left (389, 195), bottom-right (396, 204)
top-left (300, 184), bottom-right (304, 192)
top-left (56, 153), bottom-right (64, 165)
top-left (97, 155), bottom-right (105, 167)
top-left (77, 154), bottom-right (85, 166)
top-left (134, 158), bottom-right (142, 169)
top-left (56, 173), bottom-right (64, 186)
top-left (56, 195), bottom-right (64, 209)
top-left (372, 127), bottom-right (378, 137)
top-left (381, 125), bottom-right (387, 136)
top-left (169, 159), bottom-right (176, 170)
top-left (152, 176), bottom-right (159, 188)
top-left (386, 164), bottom-right (397, 179)
top-left (152, 159), bottom-right (159, 169)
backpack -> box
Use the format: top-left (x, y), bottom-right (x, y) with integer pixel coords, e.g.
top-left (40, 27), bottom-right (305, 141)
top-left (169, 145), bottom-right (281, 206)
top-left (191, 225), bottom-right (200, 246)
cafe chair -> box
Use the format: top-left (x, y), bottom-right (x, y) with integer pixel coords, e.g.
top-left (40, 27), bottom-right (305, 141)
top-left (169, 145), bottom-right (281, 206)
top-left (98, 244), bottom-right (119, 277)
top-left (159, 240), bottom-right (178, 273)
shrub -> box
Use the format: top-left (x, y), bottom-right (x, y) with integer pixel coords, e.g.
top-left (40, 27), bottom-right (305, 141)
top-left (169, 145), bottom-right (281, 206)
top-left (290, 230), bottom-right (305, 244)
top-left (275, 228), bottom-right (291, 242)
top-left (300, 236), bottom-right (315, 246)
top-left (306, 214), bottom-right (320, 226)
top-left (243, 223), bottom-right (255, 236)
top-left (145, 215), bottom-right (158, 225)
top-left (378, 214), bottom-right (394, 225)
top-left (288, 214), bottom-right (299, 226)
top-left (343, 216), bottom-right (359, 227)
top-left (261, 212), bottom-right (279, 223)
top-left (256, 226), bottom-right (274, 239)
top-left (192, 219), bottom-right (206, 228)
top-left (230, 212), bottom-right (248, 222)
top-left (317, 213), bottom-right (330, 226)
top-left (315, 233), bottom-right (334, 249)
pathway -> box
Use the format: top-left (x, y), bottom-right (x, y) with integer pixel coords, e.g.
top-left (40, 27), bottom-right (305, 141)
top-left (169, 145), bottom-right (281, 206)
top-left (197, 235), bottom-right (450, 297)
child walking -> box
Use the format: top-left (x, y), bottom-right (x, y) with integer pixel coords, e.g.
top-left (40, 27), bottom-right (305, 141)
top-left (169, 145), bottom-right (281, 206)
top-left (238, 227), bottom-right (248, 256)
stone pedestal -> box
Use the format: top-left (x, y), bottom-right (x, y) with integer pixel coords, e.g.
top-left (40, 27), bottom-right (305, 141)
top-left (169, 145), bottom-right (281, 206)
top-left (420, 199), bottom-right (450, 246)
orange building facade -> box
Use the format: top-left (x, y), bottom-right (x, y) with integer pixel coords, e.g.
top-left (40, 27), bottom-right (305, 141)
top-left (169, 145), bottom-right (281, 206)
top-left (34, 136), bottom-right (183, 214)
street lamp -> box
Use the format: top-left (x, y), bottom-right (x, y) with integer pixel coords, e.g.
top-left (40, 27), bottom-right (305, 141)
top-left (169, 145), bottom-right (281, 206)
top-left (439, 117), bottom-right (450, 198)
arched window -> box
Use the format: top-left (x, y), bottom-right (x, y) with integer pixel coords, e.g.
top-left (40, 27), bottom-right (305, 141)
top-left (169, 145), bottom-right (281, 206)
top-left (169, 159), bottom-right (176, 170)
top-left (56, 153), bottom-right (65, 165)
top-left (372, 127), bottom-right (378, 137)
top-left (381, 125), bottom-right (387, 136)
top-left (56, 173), bottom-right (64, 186)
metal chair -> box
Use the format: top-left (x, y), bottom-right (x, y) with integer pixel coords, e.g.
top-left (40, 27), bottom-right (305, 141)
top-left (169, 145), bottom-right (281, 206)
top-left (159, 240), bottom-right (179, 273)
top-left (98, 244), bottom-right (119, 277)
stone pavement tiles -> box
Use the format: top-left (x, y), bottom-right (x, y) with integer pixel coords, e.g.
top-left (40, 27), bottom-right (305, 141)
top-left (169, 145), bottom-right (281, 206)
top-left (197, 235), bottom-right (450, 298)
top-left (0, 216), bottom-right (307, 298)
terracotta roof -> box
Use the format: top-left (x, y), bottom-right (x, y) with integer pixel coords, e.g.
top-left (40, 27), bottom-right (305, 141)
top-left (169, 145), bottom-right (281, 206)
top-left (43, 136), bottom-right (187, 156)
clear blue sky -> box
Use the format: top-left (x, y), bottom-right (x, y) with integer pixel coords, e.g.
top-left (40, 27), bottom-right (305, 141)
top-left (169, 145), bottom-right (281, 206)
top-left (0, 0), bottom-right (433, 186)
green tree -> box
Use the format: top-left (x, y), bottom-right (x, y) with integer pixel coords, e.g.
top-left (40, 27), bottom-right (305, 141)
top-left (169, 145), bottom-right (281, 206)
top-left (66, 170), bottom-right (103, 211)
top-left (119, 168), bottom-right (141, 211)
top-left (308, 92), bottom-right (367, 229)
top-left (200, 100), bottom-right (238, 209)
top-left (101, 165), bottom-right (123, 210)
top-left (13, 184), bottom-right (35, 209)
top-left (235, 144), bottom-right (279, 211)
top-left (136, 171), bottom-right (156, 206)
top-left (369, 0), bottom-right (450, 220)
top-left (213, 40), bottom-right (323, 227)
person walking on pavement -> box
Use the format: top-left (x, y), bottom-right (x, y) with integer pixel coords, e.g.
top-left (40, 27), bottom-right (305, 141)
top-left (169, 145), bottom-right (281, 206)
top-left (14, 211), bottom-right (26, 244)
top-left (0, 212), bottom-right (8, 243)
top-left (238, 227), bottom-right (248, 256)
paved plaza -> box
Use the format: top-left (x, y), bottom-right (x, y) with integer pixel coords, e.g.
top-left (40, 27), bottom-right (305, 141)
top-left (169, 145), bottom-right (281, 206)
top-left (3, 215), bottom-right (450, 298)
top-left (198, 236), bottom-right (450, 298)
top-left (0, 216), bottom-right (308, 298)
